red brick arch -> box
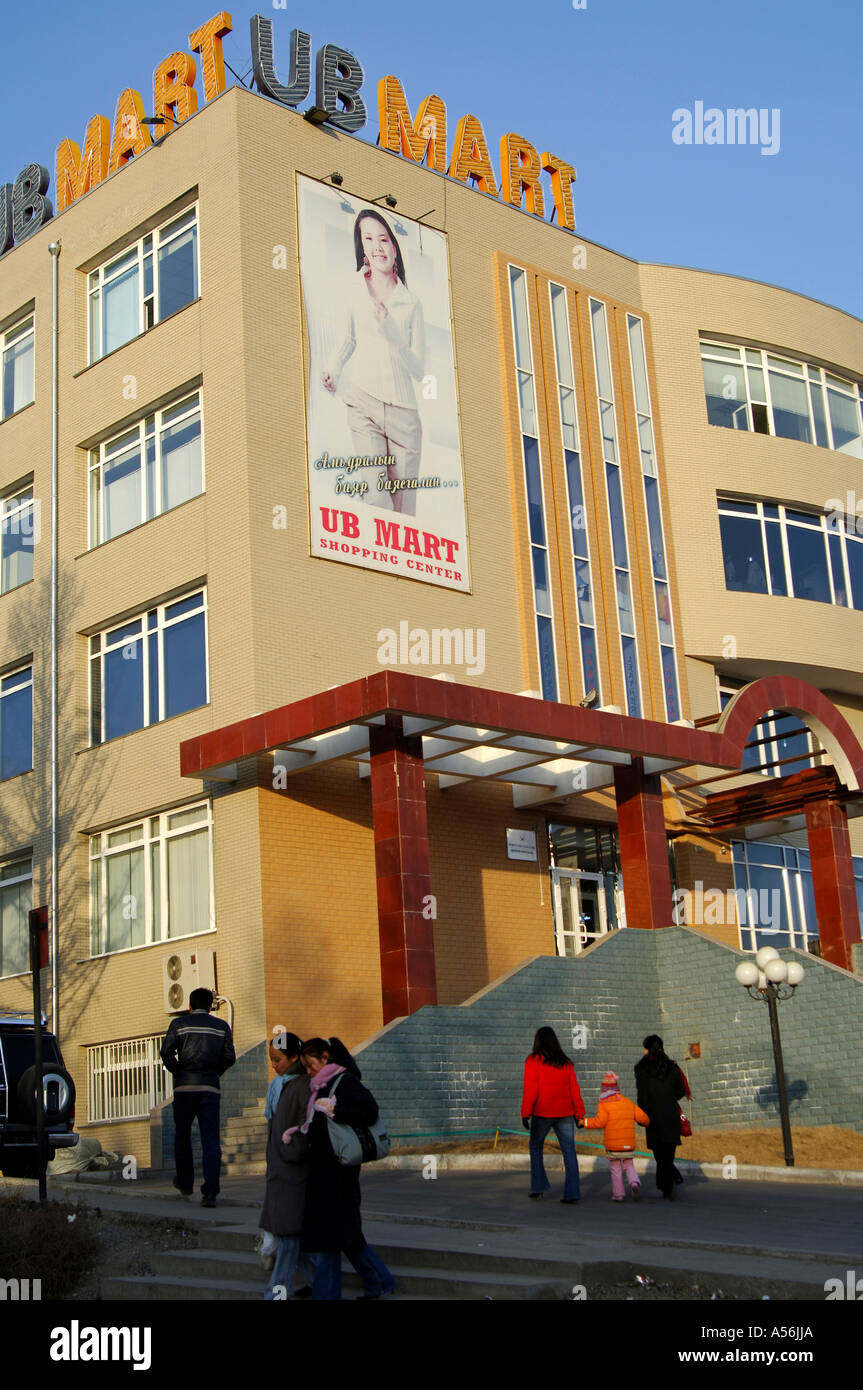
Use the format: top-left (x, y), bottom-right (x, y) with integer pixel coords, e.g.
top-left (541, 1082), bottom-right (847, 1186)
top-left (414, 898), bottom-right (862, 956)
top-left (715, 676), bottom-right (863, 792)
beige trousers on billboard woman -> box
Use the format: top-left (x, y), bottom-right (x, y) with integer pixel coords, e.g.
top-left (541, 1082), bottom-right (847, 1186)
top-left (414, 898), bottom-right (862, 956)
top-left (343, 384), bottom-right (422, 516)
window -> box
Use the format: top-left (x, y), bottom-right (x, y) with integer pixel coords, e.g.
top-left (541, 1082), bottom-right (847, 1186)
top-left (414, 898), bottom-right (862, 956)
top-left (87, 1035), bottom-right (173, 1121)
top-left (718, 497), bottom-right (863, 610)
top-left (2, 318), bottom-right (34, 420)
top-left (549, 283), bottom-right (601, 703)
top-left (508, 266), bottom-right (559, 701)
top-left (1, 485), bottom-right (35, 593)
top-left (89, 802), bottom-right (214, 956)
top-left (89, 394), bottom-right (203, 547)
top-left (626, 313), bottom-right (681, 721)
top-left (88, 208), bottom-right (199, 363)
top-left (590, 298), bottom-right (642, 717)
top-left (728, 841), bottom-right (862, 953)
top-left (89, 590), bottom-right (208, 745)
top-left (0, 858), bottom-right (32, 977)
top-left (0, 666), bottom-right (32, 780)
top-left (701, 341), bottom-right (863, 458)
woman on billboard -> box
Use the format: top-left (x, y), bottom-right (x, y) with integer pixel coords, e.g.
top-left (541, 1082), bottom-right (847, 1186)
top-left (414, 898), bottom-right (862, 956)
top-left (321, 209), bottom-right (426, 516)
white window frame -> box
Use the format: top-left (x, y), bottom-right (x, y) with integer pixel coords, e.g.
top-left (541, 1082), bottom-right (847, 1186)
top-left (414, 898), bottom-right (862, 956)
top-left (89, 589), bottom-right (209, 746)
top-left (0, 856), bottom-right (33, 979)
top-left (717, 496), bottom-right (863, 610)
top-left (1, 483), bottom-right (35, 595)
top-left (88, 801), bottom-right (215, 958)
top-left (0, 664), bottom-right (33, 780)
top-left (87, 205), bottom-right (199, 364)
top-left (1, 316), bottom-right (35, 421)
top-left (87, 1035), bottom-right (173, 1123)
top-left (88, 392), bottom-right (204, 548)
top-left (732, 841), bottom-right (824, 954)
top-left (701, 339), bottom-right (863, 457)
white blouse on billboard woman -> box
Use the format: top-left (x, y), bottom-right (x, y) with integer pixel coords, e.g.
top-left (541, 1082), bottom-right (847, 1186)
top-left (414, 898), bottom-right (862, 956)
top-left (324, 268), bottom-right (426, 408)
top-left (321, 211), bottom-right (427, 514)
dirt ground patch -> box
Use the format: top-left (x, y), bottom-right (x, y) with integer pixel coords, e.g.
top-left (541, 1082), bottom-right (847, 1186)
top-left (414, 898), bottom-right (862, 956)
top-left (393, 1125), bottom-right (863, 1170)
top-left (64, 1210), bottom-right (198, 1300)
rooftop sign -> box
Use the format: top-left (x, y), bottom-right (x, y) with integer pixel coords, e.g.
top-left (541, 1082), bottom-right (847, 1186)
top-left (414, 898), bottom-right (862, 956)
top-left (0, 10), bottom-right (576, 256)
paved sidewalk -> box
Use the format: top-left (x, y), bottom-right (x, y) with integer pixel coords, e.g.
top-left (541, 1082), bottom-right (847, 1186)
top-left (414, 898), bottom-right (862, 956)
top-left (27, 1159), bottom-right (863, 1298)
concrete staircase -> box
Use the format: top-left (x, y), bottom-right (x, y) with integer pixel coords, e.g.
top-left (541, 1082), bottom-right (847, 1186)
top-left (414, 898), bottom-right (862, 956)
top-left (102, 1223), bottom-right (577, 1301)
top-left (219, 1099), bottom-right (267, 1176)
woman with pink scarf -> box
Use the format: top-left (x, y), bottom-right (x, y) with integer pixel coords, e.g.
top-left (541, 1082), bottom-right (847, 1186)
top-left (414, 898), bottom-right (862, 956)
top-left (293, 1036), bottom-right (394, 1300)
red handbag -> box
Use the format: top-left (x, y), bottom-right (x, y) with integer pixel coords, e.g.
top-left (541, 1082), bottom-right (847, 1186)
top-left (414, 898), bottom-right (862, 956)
top-left (679, 1109), bottom-right (692, 1138)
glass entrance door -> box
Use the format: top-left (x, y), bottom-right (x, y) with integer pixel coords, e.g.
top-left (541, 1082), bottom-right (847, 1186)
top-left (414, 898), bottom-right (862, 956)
top-left (550, 868), bottom-right (609, 956)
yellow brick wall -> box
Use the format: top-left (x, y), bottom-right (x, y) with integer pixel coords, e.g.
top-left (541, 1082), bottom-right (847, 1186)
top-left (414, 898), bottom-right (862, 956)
top-left (0, 85), bottom-right (861, 1174)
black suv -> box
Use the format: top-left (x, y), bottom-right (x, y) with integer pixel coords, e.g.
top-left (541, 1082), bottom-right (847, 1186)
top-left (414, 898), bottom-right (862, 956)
top-left (0, 1011), bottom-right (77, 1178)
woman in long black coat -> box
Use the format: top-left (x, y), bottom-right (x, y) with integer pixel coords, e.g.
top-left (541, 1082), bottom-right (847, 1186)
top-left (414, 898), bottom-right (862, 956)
top-left (299, 1037), bottom-right (395, 1300)
top-left (259, 1034), bottom-right (313, 1299)
top-left (634, 1034), bottom-right (686, 1199)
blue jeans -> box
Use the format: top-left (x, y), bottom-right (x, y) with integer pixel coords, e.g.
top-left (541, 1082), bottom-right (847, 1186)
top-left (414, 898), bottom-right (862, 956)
top-left (529, 1116), bottom-right (581, 1200)
top-left (265, 1240), bottom-right (318, 1299)
top-left (350, 1243), bottom-right (396, 1296)
top-left (173, 1091), bottom-right (221, 1198)
top-left (310, 1242), bottom-right (396, 1301)
top-left (311, 1250), bottom-right (342, 1301)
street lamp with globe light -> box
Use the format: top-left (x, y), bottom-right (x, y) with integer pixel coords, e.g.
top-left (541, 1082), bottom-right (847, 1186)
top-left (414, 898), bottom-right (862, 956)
top-left (734, 946), bottom-right (804, 1167)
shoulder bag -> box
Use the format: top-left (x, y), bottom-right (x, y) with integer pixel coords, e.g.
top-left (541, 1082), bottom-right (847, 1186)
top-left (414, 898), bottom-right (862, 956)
top-left (326, 1073), bottom-right (391, 1166)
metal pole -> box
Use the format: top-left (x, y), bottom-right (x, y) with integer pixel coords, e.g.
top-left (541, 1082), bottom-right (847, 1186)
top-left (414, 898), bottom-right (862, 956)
top-left (766, 986), bottom-right (794, 1167)
top-left (48, 241), bottom-right (61, 1038)
top-left (29, 920), bottom-right (47, 1201)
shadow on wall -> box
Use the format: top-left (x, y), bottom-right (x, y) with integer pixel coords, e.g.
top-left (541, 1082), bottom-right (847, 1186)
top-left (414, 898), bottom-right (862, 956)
top-left (0, 565), bottom-right (114, 1046)
top-left (755, 1076), bottom-right (809, 1111)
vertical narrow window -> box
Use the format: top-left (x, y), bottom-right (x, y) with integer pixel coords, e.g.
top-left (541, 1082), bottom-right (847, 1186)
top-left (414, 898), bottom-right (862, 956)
top-left (549, 283), bottom-right (600, 701)
top-left (590, 299), bottom-right (641, 716)
top-left (1, 317), bottom-right (35, 420)
top-left (508, 266), bottom-right (558, 700)
top-left (626, 313), bottom-right (680, 721)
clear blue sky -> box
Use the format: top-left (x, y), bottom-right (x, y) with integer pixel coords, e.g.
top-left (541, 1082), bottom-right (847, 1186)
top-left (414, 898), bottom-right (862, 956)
top-left (5, 0), bottom-right (862, 319)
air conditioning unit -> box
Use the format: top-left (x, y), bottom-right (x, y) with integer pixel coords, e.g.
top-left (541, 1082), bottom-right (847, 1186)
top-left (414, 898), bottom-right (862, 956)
top-left (162, 949), bottom-right (216, 1014)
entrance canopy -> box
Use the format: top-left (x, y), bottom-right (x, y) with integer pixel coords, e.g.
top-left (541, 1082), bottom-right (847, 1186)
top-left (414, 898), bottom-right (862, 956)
top-left (179, 669), bottom-right (727, 791)
top-left (180, 671), bottom-right (863, 1006)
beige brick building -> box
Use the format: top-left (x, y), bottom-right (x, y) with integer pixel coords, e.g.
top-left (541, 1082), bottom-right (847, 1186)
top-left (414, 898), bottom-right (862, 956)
top-left (1, 80), bottom-right (861, 1163)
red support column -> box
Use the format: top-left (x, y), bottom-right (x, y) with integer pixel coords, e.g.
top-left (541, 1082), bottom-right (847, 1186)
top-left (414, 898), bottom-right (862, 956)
top-left (614, 757), bottom-right (673, 930)
top-left (368, 718), bottom-right (437, 1022)
top-left (804, 798), bottom-right (861, 970)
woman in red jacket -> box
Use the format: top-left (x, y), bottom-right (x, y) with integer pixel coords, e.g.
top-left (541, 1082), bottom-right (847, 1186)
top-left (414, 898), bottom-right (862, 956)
top-left (521, 1027), bottom-right (586, 1203)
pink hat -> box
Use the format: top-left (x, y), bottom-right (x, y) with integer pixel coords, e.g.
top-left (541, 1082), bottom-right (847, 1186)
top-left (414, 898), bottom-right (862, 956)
top-left (601, 1071), bottom-right (619, 1089)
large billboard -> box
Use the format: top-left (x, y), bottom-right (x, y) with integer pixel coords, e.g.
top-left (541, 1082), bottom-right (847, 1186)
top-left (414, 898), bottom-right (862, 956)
top-left (297, 174), bottom-right (470, 591)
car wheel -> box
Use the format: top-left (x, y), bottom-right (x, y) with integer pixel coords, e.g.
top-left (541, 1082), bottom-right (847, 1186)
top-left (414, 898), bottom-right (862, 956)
top-left (16, 1064), bottom-right (76, 1125)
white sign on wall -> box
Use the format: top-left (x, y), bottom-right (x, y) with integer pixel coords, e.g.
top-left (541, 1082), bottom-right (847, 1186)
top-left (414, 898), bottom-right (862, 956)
top-left (507, 828), bottom-right (537, 861)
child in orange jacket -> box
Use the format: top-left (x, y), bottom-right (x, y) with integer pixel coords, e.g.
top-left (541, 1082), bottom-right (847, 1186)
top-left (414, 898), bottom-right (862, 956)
top-left (583, 1071), bottom-right (650, 1202)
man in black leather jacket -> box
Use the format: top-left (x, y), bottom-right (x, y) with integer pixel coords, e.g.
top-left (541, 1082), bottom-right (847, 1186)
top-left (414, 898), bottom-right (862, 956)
top-left (161, 988), bottom-right (235, 1206)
